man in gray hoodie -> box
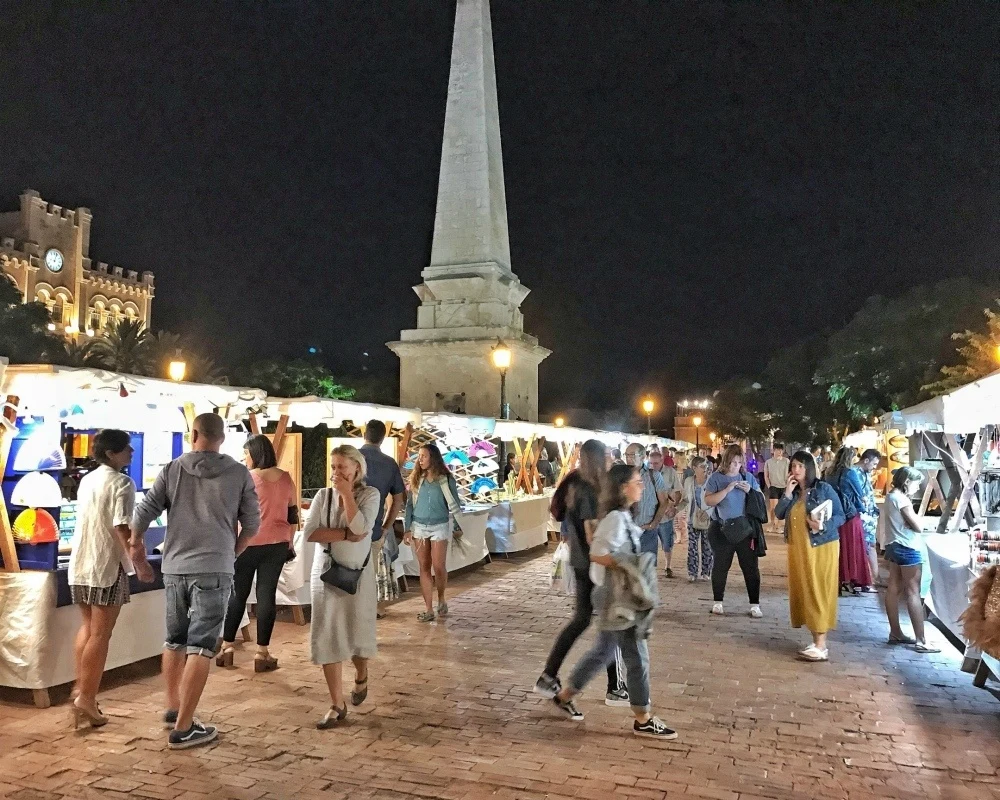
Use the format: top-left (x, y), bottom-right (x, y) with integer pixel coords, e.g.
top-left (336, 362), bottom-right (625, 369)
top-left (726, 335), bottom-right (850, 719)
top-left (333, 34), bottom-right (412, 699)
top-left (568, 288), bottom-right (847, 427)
top-left (131, 412), bottom-right (260, 750)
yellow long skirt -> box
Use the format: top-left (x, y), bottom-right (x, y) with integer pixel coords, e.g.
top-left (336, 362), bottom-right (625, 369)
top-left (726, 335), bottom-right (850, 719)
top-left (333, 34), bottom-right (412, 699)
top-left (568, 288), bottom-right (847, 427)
top-left (787, 500), bottom-right (839, 633)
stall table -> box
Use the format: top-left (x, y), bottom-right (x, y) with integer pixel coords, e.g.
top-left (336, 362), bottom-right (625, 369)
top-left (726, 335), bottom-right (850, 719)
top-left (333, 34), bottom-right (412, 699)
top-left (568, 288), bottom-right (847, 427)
top-left (398, 506), bottom-right (491, 577)
top-left (0, 559), bottom-right (166, 708)
top-left (486, 495), bottom-right (551, 555)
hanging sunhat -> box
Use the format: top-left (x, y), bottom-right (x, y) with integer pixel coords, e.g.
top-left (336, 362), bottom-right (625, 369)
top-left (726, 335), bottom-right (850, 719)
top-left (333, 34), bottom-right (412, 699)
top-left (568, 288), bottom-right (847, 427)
top-left (471, 458), bottom-right (500, 475)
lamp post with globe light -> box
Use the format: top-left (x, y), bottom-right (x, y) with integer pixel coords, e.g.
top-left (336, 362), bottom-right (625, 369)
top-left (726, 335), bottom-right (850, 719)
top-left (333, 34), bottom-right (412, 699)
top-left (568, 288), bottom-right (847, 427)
top-left (693, 415), bottom-right (702, 453)
top-left (491, 339), bottom-right (512, 490)
top-left (642, 398), bottom-right (655, 436)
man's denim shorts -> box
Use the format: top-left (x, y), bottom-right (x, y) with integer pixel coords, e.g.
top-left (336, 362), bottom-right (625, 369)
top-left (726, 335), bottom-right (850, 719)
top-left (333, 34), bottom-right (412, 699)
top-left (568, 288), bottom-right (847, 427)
top-left (163, 573), bottom-right (232, 657)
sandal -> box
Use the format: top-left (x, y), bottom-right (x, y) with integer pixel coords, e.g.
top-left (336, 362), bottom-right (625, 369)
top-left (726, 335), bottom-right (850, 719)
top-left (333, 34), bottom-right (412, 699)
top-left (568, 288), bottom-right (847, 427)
top-left (316, 704), bottom-right (348, 729)
top-left (913, 642), bottom-right (941, 654)
top-left (888, 635), bottom-right (917, 646)
top-left (351, 675), bottom-right (369, 707)
top-left (417, 610), bottom-right (436, 623)
top-left (254, 655), bottom-right (278, 673)
top-left (215, 645), bottom-right (235, 668)
top-left (796, 645), bottom-right (829, 662)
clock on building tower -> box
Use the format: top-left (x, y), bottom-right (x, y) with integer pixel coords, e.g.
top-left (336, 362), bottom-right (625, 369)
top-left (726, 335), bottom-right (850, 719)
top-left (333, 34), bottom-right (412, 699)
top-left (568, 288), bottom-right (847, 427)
top-left (44, 248), bottom-right (63, 273)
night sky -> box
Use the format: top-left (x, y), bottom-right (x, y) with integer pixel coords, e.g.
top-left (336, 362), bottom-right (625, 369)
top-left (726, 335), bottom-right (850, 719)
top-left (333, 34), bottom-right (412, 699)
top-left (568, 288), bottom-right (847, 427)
top-left (2, 1), bottom-right (997, 423)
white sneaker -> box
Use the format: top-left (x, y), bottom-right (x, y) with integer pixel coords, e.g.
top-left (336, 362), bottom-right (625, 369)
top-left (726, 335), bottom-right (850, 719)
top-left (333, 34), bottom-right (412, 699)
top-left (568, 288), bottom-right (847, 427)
top-left (711, 603), bottom-right (724, 615)
top-left (749, 605), bottom-right (763, 619)
top-left (687, 576), bottom-right (697, 583)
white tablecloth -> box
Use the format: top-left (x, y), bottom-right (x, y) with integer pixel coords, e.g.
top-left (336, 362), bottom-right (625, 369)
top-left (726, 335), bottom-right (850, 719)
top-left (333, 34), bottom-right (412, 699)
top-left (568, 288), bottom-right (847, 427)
top-left (486, 496), bottom-right (551, 554)
top-left (398, 507), bottom-right (491, 576)
top-left (925, 532), bottom-right (974, 644)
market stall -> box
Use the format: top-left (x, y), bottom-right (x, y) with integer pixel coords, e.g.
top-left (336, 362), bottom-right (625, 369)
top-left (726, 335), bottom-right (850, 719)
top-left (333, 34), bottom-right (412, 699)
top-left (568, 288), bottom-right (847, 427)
top-left (887, 370), bottom-right (1000, 689)
top-left (259, 397), bottom-right (423, 596)
top-left (0, 363), bottom-right (266, 707)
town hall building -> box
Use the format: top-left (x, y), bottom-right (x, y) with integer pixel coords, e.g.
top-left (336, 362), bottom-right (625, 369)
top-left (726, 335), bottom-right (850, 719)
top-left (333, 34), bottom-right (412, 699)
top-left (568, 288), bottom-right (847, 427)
top-left (0, 190), bottom-right (154, 335)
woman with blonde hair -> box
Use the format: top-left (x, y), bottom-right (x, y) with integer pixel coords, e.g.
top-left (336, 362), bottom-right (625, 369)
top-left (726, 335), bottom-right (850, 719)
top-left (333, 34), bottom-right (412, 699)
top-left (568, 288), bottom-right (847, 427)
top-left (403, 444), bottom-right (462, 623)
top-left (306, 444), bottom-right (381, 729)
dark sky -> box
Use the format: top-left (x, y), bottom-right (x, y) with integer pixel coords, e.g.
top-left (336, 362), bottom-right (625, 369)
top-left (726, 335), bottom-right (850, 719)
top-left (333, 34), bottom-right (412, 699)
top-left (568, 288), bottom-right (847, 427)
top-left (2, 1), bottom-right (998, 422)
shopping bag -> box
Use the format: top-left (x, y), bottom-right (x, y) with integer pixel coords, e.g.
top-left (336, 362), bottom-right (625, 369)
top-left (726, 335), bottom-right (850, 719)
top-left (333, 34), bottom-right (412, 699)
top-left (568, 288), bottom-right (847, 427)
top-left (549, 541), bottom-right (574, 595)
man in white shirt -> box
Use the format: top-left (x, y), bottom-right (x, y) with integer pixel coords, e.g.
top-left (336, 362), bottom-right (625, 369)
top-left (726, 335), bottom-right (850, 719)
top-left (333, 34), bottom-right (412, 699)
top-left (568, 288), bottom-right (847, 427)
top-left (763, 443), bottom-right (790, 533)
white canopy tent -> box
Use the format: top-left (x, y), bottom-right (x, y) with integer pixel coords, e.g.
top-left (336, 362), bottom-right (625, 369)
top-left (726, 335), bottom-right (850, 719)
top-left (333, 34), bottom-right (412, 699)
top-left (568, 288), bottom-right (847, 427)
top-left (264, 396), bottom-right (422, 430)
top-left (0, 364), bottom-right (266, 429)
top-left (885, 369), bottom-right (1000, 435)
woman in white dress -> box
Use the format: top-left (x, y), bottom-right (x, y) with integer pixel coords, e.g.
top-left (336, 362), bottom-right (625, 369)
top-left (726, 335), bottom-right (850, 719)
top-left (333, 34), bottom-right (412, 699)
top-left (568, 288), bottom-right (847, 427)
top-left (305, 444), bottom-right (380, 729)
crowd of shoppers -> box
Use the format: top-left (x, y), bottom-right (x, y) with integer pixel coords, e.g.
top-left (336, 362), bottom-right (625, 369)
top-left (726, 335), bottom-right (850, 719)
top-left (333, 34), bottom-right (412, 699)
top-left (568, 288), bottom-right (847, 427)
top-left (66, 414), bottom-right (941, 749)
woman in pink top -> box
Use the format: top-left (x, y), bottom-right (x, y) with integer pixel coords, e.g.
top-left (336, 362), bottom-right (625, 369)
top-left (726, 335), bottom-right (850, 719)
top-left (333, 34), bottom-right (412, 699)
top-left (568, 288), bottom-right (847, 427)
top-left (218, 435), bottom-right (298, 672)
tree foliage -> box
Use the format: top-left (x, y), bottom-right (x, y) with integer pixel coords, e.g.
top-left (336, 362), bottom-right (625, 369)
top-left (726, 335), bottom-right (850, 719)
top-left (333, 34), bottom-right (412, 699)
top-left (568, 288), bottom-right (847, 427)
top-left (813, 278), bottom-right (999, 419)
top-left (708, 381), bottom-right (774, 456)
top-left (923, 301), bottom-right (1000, 396)
top-left (0, 276), bottom-right (64, 364)
top-left (235, 359), bottom-right (356, 399)
top-left (87, 318), bottom-right (154, 374)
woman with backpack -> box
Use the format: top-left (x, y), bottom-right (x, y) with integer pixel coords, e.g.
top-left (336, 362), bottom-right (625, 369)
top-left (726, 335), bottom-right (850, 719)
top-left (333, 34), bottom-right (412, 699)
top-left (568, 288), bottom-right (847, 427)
top-left (679, 456), bottom-right (714, 582)
top-left (534, 439), bottom-right (626, 707)
top-left (403, 444), bottom-right (462, 623)
top-left (550, 463), bottom-right (677, 739)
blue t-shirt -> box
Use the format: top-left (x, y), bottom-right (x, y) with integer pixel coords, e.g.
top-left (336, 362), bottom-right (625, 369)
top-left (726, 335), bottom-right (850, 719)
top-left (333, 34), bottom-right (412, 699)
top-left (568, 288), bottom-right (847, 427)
top-left (704, 471), bottom-right (760, 521)
top-left (360, 444), bottom-right (406, 541)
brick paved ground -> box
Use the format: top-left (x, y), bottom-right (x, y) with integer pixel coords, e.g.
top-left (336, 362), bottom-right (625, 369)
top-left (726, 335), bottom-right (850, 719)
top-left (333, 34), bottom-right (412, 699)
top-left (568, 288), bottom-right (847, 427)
top-left (2, 541), bottom-right (999, 800)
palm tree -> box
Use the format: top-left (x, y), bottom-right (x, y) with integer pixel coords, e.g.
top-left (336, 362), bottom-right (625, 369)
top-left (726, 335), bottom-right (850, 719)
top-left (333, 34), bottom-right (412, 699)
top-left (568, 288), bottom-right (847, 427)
top-left (89, 318), bottom-right (153, 375)
top-left (50, 337), bottom-right (105, 368)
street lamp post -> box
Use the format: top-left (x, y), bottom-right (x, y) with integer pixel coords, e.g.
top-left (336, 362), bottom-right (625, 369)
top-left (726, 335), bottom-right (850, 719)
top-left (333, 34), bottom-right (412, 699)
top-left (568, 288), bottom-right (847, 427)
top-left (491, 339), bottom-right (512, 490)
top-left (693, 415), bottom-right (702, 453)
top-left (642, 398), bottom-right (655, 436)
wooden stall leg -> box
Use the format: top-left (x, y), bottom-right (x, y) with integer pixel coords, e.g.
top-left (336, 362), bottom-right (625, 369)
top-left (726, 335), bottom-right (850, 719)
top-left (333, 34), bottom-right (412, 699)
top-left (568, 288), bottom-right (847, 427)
top-left (291, 605), bottom-right (306, 626)
top-left (973, 659), bottom-right (991, 689)
top-left (32, 689), bottom-right (51, 709)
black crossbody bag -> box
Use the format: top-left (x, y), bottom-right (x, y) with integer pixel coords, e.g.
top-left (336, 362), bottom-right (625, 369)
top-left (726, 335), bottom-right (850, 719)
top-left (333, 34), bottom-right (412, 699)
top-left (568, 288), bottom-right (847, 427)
top-left (319, 489), bottom-right (370, 595)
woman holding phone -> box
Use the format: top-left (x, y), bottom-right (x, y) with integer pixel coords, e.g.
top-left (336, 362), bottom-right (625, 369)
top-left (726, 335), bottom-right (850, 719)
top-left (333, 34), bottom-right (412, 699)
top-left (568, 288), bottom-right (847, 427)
top-left (775, 451), bottom-right (845, 662)
top-left (703, 445), bottom-right (764, 618)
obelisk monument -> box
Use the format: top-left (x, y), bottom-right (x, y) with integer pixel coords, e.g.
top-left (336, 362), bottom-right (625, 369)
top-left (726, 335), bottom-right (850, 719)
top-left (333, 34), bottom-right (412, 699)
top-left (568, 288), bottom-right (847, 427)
top-left (388, 0), bottom-right (549, 422)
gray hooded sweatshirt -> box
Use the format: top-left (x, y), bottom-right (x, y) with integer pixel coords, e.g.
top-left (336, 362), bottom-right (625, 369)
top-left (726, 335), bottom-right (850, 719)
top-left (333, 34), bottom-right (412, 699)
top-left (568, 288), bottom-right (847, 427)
top-left (133, 451), bottom-right (261, 576)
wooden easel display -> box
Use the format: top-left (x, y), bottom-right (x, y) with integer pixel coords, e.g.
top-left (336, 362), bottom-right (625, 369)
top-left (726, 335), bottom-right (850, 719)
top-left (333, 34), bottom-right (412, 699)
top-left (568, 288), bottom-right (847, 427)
top-left (0, 395), bottom-right (21, 572)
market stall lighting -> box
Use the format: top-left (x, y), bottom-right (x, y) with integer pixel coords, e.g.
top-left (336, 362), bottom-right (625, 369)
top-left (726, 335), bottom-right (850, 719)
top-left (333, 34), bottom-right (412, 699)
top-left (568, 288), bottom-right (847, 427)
top-left (709, 432), bottom-right (717, 442)
top-left (65, 325), bottom-right (79, 335)
top-left (554, 417), bottom-right (565, 427)
top-left (85, 329), bottom-right (95, 337)
top-left (168, 360), bottom-right (187, 382)
top-left (46, 323), bottom-right (56, 331)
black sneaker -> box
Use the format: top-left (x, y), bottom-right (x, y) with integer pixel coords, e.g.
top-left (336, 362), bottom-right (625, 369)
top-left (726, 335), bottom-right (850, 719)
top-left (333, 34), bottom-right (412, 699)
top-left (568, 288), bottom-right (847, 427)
top-left (162, 709), bottom-right (178, 729)
top-left (533, 674), bottom-right (560, 699)
top-left (605, 688), bottom-right (631, 707)
top-left (634, 716), bottom-right (678, 740)
top-left (552, 696), bottom-right (584, 721)
top-left (168, 720), bottom-right (218, 750)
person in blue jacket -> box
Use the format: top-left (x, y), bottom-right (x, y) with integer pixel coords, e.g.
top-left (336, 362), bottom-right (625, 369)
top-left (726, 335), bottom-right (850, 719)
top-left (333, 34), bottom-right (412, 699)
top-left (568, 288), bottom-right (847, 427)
top-left (775, 451), bottom-right (846, 662)
top-left (403, 444), bottom-right (462, 623)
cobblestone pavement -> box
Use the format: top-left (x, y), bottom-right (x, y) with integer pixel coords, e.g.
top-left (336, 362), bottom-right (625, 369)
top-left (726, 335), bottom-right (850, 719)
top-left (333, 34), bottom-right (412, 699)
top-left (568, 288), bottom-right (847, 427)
top-left (2, 541), bottom-right (999, 800)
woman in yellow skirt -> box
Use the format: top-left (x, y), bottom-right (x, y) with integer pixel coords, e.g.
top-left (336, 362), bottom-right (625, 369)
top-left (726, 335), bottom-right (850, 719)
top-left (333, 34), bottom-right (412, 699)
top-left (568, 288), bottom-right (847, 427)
top-left (775, 451), bottom-right (845, 662)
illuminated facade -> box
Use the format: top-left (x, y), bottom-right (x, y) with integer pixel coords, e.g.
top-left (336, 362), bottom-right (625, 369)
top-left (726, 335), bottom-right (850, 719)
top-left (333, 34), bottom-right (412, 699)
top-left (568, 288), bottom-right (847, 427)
top-left (0, 190), bottom-right (154, 335)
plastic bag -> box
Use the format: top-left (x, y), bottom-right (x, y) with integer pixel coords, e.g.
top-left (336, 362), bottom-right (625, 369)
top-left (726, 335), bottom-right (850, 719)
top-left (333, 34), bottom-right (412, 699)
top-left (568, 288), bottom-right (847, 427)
top-left (549, 541), bottom-right (575, 595)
